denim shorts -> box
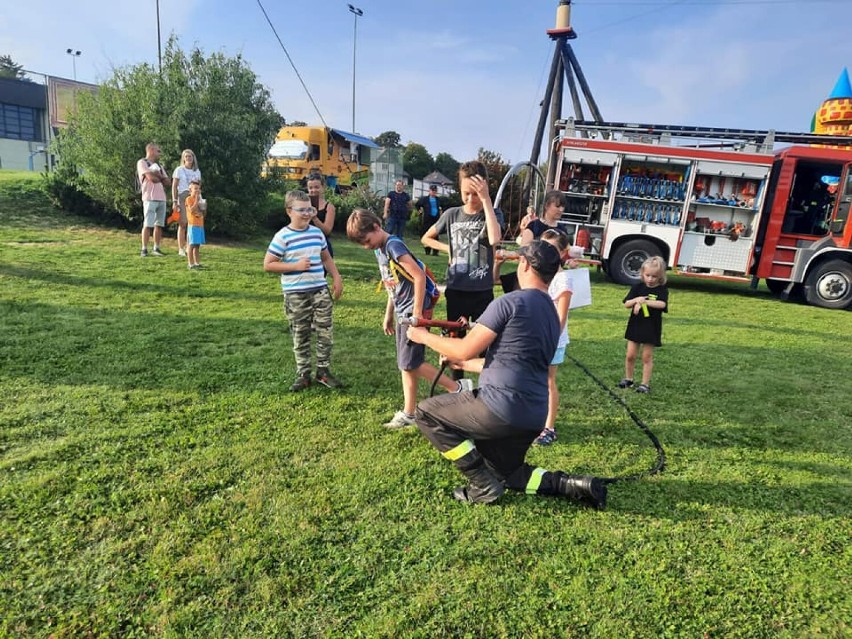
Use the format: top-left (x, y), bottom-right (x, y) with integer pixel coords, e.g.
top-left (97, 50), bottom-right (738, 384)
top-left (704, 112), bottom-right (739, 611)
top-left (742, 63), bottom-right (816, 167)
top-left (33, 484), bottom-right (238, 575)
top-left (395, 321), bottom-right (426, 371)
top-left (143, 200), bottom-right (167, 227)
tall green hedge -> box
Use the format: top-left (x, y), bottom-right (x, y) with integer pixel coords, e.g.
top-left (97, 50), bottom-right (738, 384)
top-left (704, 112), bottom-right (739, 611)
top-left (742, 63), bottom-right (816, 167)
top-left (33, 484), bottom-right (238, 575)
top-left (48, 38), bottom-right (282, 237)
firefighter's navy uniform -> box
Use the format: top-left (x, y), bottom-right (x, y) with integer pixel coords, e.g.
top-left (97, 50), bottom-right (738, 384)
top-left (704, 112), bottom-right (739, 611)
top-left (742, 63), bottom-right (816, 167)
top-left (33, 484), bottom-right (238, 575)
top-left (408, 241), bottom-right (607, 508)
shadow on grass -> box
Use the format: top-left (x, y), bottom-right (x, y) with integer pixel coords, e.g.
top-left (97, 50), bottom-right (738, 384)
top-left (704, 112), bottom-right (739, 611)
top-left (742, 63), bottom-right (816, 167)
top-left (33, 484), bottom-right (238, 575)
top-left (0, 264), bottom-right (282, 305)
top-left (567, 310), bottom-right (841, 340)
top-left (607, 476), bottom-right (852, 519)
top-left (0, 298), bottom-right (400, 397)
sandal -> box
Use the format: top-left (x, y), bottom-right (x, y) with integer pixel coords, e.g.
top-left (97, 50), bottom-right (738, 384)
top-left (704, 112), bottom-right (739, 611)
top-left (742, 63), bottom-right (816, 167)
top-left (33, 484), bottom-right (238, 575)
top-left (617, 378), bottom-right (634, 389)
top-left (535, 428), bottom-right (557, 446)
top-left (635, 384), bottom-right (651, 394)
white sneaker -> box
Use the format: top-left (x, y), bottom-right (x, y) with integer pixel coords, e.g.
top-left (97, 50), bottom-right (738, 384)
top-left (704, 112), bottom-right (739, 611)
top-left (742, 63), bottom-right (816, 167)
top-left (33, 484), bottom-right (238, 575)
top-left (178, 249), bottom-right (186, 257)
top-left (454, 379), bottom-right (474, 393)
top-left (383, 411), bottom-right (416, 429)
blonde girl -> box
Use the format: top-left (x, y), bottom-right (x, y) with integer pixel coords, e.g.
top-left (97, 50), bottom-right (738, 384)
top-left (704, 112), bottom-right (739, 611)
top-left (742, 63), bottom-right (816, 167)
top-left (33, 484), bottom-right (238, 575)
top-left (172, 149), bottom-right (201, 256)
top-left (618, 256), bottom-right (669, 393)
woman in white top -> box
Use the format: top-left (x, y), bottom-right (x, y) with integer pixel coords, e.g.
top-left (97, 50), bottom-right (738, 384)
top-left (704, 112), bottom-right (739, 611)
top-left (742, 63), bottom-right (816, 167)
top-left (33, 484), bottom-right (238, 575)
top-left (171, 149), bottom-right (201, 256)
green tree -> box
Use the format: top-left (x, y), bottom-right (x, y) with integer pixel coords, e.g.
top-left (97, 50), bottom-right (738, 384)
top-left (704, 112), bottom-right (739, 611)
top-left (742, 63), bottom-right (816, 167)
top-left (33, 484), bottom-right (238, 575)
top-left (476, 147), bottom-right (510, 198)
top-left (403, 142), bottom-right (434, 180)
top-left (373, 130), bottom-right (401, 148)
top-left (287, 120), bottom-right (308, 127)
top-left (0, 54), bottom-right (29, 81)
top-left (51, 38), bottom-right (281, 236)
top-left (434, 152), bottom-right (459, 180)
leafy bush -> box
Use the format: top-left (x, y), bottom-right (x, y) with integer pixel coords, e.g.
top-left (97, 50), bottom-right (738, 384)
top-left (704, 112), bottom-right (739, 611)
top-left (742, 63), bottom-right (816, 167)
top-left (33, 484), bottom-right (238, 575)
top-left (327, 185), bottom-right (385, 232)
top-left (42, 161), bottom-right (108, 220)
top-left (50, 38), bottom-right (281, 238)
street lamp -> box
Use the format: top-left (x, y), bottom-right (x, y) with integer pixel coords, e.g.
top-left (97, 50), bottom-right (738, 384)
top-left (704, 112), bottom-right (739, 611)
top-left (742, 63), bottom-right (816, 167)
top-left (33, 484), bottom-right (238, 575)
top-left (348, 4), bottom-right (363, 133)
top-left (65, 49), bottom-right (81, 81)
top-left (156, 0), bottom-right (162, 73)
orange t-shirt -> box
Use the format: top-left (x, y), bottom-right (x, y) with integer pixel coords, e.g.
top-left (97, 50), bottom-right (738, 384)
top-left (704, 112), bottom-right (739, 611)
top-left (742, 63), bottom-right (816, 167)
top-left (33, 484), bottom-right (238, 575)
top-left (186, 193), bottom-right (205, 228)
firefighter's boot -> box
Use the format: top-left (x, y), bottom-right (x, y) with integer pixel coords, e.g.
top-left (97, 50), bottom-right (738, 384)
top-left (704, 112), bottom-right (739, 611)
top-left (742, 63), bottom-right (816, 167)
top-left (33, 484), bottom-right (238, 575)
top-left (450, 448), bottom-right (504, 505)
top-left (553, 472), bottom-right (608, 510)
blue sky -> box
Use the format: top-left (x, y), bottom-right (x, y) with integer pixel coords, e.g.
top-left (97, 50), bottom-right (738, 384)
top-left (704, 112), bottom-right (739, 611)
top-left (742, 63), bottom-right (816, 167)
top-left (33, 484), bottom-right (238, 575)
top-left (2, 0), bottom-right (850, 163)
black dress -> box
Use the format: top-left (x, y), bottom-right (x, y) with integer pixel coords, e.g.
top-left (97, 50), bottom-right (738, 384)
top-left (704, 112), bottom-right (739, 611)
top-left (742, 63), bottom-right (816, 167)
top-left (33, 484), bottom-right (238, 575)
top-left (311, 198), bottom-right (334, 257)
top-left (526, 219), bottom-right (567, 239)
top-left (623, 283), bottom-right (668, 346)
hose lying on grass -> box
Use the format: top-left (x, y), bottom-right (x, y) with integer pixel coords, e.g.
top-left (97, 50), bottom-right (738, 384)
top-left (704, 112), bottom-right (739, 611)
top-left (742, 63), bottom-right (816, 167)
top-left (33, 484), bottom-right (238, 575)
top-left (408, 316), bottom-right (666, 484)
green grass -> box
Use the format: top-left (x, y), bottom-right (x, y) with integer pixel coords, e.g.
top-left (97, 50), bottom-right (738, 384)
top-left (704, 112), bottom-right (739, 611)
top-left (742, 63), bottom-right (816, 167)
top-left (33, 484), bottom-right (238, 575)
top-left (1, 177), bottom-right (850, 638)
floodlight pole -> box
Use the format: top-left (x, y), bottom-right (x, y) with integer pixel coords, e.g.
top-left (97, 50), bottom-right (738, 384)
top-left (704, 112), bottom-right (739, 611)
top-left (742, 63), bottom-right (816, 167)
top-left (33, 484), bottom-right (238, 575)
top-left (348, 4), bottom-right (363, 132)
top-left (156, 0), bottom-right (163, 73)
top-left (65, 49), bottom-right (81, 81)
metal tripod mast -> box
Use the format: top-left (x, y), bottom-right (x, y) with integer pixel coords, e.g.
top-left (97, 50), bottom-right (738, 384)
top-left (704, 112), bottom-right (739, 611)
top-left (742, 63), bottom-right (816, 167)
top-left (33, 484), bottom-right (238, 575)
top-left (530, 1), bottom-right (604, 190)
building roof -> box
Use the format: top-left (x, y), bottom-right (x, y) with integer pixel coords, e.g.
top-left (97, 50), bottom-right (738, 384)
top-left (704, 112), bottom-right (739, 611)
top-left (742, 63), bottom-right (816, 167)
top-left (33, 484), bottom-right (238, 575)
top-left (422, 170), bottom-right (453, 185)
top-left (0, 77), bottom-right (47, 109)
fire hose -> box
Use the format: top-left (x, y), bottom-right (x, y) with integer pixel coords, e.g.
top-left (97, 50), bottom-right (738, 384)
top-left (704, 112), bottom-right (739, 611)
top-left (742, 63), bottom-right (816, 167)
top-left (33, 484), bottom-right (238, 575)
top-left (404, 315), bottom-right (665, 485)
top-left (565, 353), bottom-right (665, 485)
top-left (399, 316), bottom-right (469, 397)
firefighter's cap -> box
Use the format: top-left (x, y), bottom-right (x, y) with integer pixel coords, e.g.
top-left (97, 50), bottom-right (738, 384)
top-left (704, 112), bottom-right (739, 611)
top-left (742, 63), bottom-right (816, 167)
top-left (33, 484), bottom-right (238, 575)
top-left (519, 240), bottom-right (561, 280)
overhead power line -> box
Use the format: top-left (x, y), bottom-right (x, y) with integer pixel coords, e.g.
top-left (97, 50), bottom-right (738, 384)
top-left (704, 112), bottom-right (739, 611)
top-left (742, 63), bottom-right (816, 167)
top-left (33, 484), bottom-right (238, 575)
top-left (255, 0), bottom-right (326, 127)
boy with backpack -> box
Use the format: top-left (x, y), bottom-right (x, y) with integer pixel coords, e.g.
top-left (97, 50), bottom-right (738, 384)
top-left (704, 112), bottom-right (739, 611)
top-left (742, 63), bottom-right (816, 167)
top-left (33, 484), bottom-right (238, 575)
top-left (347, 209), bottom-right (472, 429)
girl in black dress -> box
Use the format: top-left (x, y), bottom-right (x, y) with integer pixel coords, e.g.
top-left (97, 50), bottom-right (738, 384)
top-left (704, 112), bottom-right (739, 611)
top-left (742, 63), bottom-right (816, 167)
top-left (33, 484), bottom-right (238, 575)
top-left (617, 256), bottom-right (668, 393)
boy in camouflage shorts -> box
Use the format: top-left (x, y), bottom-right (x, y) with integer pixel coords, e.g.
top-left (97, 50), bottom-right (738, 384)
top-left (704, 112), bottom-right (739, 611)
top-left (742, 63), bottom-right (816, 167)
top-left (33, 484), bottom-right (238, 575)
top-left (264, 190), bottom-right (344, 391)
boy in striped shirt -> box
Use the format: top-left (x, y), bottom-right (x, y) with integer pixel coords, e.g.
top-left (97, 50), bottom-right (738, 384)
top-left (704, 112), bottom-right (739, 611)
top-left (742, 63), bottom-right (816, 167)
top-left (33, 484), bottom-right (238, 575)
top-left (264, 190), bottom-right (344, 391)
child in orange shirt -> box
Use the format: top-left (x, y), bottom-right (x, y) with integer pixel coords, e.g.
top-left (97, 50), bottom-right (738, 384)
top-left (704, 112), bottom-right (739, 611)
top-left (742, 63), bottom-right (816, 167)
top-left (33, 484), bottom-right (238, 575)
top-left (185, 179), bottom-right (207, 270)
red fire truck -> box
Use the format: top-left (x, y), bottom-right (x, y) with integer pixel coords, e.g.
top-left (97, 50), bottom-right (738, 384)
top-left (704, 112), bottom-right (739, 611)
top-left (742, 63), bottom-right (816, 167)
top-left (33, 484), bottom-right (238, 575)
top-left (550, 120), bottom-right (852, 309)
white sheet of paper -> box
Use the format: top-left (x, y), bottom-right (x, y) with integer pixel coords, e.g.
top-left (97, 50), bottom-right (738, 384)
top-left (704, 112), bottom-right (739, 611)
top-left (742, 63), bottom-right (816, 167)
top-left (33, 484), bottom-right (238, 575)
top-left (567, 268), bottom-right (592, 309)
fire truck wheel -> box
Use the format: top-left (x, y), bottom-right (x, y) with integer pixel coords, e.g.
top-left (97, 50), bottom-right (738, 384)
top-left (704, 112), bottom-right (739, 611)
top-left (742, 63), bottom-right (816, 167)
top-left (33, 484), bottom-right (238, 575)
top-left (803, 259), bottom-right (852, 309)
top-left (609, 239), bottom-right (661, 285)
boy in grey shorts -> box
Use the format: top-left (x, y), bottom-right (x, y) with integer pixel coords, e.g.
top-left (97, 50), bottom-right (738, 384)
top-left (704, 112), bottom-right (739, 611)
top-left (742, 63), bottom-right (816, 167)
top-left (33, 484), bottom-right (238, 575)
top-left (347, 209), bottom-right (471, 429)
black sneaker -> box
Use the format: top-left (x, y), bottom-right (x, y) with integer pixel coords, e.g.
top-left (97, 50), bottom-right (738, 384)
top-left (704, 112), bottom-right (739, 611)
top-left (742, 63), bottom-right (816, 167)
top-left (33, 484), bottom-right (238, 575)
top-left (140, 249), bottom-right (149, 257)
top-left (152, 247), bottom-right (166, 257)
top-left (635, 383), bottom-right (651, 394)
top-left (617, 378), bottom-right (634, 389)
top-left (290, 374), bottom-right (312, 392)
top-left (315, 368), bottom-right (343, 389)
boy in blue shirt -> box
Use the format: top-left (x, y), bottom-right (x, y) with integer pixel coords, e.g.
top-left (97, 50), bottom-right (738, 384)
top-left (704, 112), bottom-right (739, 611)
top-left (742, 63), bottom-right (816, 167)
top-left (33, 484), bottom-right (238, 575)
top-left (265, 190), bottom-right (344, 391)
top-left (415, 184), bottom-right (442, 255)
top-left (347, 209), bottom-right (471, 429)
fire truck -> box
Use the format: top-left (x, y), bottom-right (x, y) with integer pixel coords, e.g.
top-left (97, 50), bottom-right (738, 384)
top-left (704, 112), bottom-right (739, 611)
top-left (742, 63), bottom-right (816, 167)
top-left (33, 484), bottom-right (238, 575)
top-left (549, 120), bottom-right (852, 309)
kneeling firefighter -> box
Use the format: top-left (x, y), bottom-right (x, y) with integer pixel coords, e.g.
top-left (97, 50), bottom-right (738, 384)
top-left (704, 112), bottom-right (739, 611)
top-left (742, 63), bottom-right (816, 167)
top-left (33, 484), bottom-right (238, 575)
top-left (406, 240), bottom-right (606, 508)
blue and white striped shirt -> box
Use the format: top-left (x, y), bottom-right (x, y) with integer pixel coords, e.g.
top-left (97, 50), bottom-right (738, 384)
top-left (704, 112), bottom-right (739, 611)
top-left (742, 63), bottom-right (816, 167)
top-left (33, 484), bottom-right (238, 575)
top-left (267, 225), bottom-right (328, 294)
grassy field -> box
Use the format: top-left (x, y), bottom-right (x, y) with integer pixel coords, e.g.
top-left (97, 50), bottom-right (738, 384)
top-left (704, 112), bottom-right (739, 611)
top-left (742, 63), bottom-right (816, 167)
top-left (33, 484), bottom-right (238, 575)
top-left (1, 171), bottom-right (850, 638)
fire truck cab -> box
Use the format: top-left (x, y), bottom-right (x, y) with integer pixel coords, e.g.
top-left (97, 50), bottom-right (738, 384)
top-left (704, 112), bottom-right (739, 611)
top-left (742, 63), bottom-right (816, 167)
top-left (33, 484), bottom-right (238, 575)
top-left (550, 120), bottom-right (852, 309)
